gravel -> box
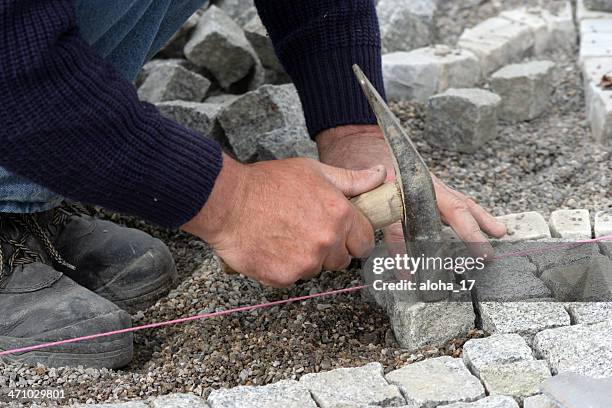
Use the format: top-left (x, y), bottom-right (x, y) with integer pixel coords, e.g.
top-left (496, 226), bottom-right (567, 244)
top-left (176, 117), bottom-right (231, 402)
top-left (1, 1), bottom-right (610, 406)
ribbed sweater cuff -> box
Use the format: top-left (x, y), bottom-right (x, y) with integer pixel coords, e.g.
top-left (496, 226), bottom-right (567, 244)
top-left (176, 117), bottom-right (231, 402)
top-left (287, 45), bottom-right (386, 138)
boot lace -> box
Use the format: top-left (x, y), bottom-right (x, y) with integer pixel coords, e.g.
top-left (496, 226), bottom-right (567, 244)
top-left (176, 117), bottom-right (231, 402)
top-left (0, 213), bottom-right (75, 287)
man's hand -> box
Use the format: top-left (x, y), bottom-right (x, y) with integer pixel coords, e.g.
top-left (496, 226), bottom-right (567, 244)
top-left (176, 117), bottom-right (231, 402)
top-left (182, 153), bottom-right (386, 287)
top-left (317, 125), bottom-right (507, 257)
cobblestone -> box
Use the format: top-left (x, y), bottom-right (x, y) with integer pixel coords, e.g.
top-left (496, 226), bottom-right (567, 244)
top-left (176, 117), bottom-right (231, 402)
top-left (299, 363), bottom-right (405, 408)
top-left (533, 319), bottom-right (612, 378)
top-left (496, 212), bottom-right (551, 242)
top-left (479, 302), bottom-right (570, 343)
top-left (462, 334), bottom-right (534, 377)
top-left (595, 210), bottom-right (612, 237)
top-left (377, 0), bottom-right (437, 53)
top-left (386, 356), bottom-right (485, 408)
top-left (425, 88), bottom-right (500, 153)
top-left (207, 380), bottom-right (316, 408)
top-left (478, 360), bottom-right (551, 401)
top-left (523, 394), bottom-right (559, 408)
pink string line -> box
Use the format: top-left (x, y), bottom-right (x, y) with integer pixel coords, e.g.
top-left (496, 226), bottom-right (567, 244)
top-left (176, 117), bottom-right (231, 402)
top-left (1, 235), bottom-right (611, 357)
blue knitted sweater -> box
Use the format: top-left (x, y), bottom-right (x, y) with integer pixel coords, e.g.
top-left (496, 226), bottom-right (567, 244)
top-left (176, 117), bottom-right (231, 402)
top-left (0, 0), bottom-right (384, 228)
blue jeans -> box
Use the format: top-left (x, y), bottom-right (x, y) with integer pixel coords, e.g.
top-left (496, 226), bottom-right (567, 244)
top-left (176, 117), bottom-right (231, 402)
top-left (0, 0), bottom-right (206, 213)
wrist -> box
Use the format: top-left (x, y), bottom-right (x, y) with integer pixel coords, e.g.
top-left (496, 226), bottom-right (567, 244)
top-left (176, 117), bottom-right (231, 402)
top-left (181, 153), bottom-right (248, 243)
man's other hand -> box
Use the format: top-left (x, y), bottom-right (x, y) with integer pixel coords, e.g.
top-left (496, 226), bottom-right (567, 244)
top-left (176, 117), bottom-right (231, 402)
top-left (316, 125), bottom-right (507, 258)
top-left (182, 154), bottom-right (386, 287)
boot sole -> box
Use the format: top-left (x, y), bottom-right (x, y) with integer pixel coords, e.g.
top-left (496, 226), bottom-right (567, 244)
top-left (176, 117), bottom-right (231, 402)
top-left (0, 311), bottom-right (133, 369)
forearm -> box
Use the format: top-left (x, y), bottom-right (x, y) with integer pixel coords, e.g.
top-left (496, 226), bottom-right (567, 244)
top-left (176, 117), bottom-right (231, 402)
top-left (0, 0), bottom-right (222, 228)
top-left (254, 0), bottom-right (387, 138)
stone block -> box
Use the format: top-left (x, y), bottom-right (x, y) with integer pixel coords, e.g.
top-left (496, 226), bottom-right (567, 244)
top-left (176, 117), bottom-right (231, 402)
top-left (425, 88), bottom-right (500, 153)
top-left (458, 17), bottom-right (534, 75)
top-left (156, 101), bottom-right (224, 141)
top-left (377, 0), bottom-right (437, 53)
top-left (385, 356), bottom-right (485, 407)
top-left (577, 255), bottom-right (612, 301)
top-left (523, 239), bottom-right (600, 277)
top-left (500, 9), bottom-right (549, 55)
top-left (205, 94), bottom-right (240, 106)
top-left (382, 46), bottom-right (481, 102)
top-left (478, 360), bottom-right (551, 400)
top-left (581, 57), bottom-right (612, 142)
top-left (533, 319), bottom-right (612, 377)
top-left (595, 210), bottom-right (612, 237)
top-left (150, 393), bottom-right (209, 408)
top-left (137, 64), bottom-right (211, 103)
top-left (577, 0), bottom-right (612, 20)
top-left (566, 302), bottom-right (612, 324)
top-left (540, 2), bottom-right (577, 53)
top-left (479, 302), bottom-right (570, 343)
top-left (207, 380), bottom-right (316, 408)
top-left (579, 31), bottom-right (612, 62)
top-left (184, 6), bottom-right (261, 90)
top-left (299, 363), bottom-right (405, 408)
top-left (540, 261), bottom-right (590, 301)
top-left (469, 256), bottom-right (550, 302)
top-left (215, 0), bottom-right (254, 22)
top-left (496, 212), bottom-right (551, 242)
top-left (243, 14), bottom-right (284, 73)
top-left (136, 59), bottom-right (195, 88)
top-left (523, 394), bottom-right (560, 408)
top-left (218, 84), bottom-right (305, 161)
top-left (585, 0), bottom-right (612, 12)
top-left (491, 61), bottom-right (556, 122)
top-left (256, 127), bottom-right (318, 161)
top-left (388, 294), bottom-right (475, 351)
top-left (540, 373), bottom-right (612, 406)
top-left (443, 396), bottom-right (519, 408)
top-left (549, 209), bottom-right (592, 239)
top-left (462, 334), bottom-right (535, 377)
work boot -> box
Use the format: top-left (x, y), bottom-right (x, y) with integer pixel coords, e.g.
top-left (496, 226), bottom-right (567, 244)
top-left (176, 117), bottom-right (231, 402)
top-left (44, 203), bottom-right (178, 313)
top-left (0, 213), bottom-right (133, 368)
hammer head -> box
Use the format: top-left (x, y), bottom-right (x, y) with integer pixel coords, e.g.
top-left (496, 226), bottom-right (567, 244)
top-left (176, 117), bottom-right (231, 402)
top-left (352, 65), bottom-right (442, 245)
top-left (353, 65), bottom-right (450, 302)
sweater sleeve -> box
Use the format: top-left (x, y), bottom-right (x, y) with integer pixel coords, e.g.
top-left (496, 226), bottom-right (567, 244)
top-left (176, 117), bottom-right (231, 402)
top-left (254, 0), bottom-right (386, 138)
top-left (0, 1), bottom-right (222, 229)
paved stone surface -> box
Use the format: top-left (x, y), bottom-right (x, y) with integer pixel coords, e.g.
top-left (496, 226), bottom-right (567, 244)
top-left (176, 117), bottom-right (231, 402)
top-left (566, 302), bottom-right (612, 324)
top-left (388, 293), bottom-right (475, 351)
top-left (138, 64), bottom-right (210, 103)
top-left (478, 360), bottom-right (551, 400)
top-left (299, 362), bottom-right (405, 407)
top-left (218, 84), bottom-right (305, 161)
top-left (479, 302), bottom-right (570, 343)
top-left (496, 212), bottom-right (552, 241)
top-left (256, 126), bottom-right (318, 161)
top-left (386, 356), bottom-right (485, 407)
top-left (377, 0), bottom-right (437, 53)
top-left (156, 101), bottom-right (224, 141)
top-left (184, 6), bottom-right (260, 89)
top-left (462, 334), bottom-right (534, 377)
top-left (382, 46), bottom-right (480, 102)
top-left (491, 61), bottom-right (556, 122)
top-left (577, 0), bottom-right (612, 20)
top-left (533, 319), bottom-right (612, 377)
top-left (425, 88), bottom-right (500, 153)
top-left (539, 255), bottom-right (612, 301)
top-left (470, 256), bottom-right (550, 302)
top-left (458, 17), bottom-right (534, 75)
top-left (443, 396), bottom-right (519, 408)
top-left (523, 394), bottom-right (559, 408)
top-left (585, 0), bottom-right (612, 12)
top-left (595, 210), bottom-right (612, 237)
top-left (207, 379), bottom-right (316, 408)
top-left (150, 393), bottom-right (209, 407)
top-left (525, 239), bottom-right (600, 277)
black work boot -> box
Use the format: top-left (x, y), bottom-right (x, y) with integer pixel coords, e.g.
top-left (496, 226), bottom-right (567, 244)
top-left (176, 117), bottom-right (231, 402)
top-left (45, 203), bottom-right (178, 313)
top-left (0, 213), bottom-right (133, 368)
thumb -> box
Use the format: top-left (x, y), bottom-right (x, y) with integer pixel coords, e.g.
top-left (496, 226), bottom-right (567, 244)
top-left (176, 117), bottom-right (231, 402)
top-left (318, 163), bottom-right (387, 197)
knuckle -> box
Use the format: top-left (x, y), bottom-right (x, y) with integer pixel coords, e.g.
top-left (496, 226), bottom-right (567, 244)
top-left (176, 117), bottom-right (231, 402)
top-left (449, 197), bottom-right (469, 213)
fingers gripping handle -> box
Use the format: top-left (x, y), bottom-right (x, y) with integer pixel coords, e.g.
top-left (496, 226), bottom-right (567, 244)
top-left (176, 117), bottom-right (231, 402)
top-left (217, 182), bottom-right (404, 274)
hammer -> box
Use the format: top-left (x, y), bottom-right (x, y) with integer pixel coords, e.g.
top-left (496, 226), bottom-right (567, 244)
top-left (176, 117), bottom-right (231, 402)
top-left (220, 66), bottom-right (452, 300)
